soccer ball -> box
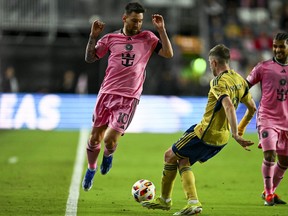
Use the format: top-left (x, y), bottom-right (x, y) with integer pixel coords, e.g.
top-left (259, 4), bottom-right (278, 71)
top-left (131, 179), bottom-right (156, 203)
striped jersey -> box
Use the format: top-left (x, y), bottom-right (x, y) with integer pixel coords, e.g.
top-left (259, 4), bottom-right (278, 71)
top-left (94, 29), bottom-right (161, 100)
top-left (246, 58), bottom-right (288, 130)
top-left (194, 70), bottom-right (252, 146)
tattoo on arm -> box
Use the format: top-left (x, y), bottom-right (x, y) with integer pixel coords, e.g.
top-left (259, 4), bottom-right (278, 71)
top-left (85, 37), bottom-right (97, 63)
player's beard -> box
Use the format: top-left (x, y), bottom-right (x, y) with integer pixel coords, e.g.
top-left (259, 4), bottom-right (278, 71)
top-left (275, 52), bottom-right (286, 63)
top-left (125, 25), bottom-right (140, 36)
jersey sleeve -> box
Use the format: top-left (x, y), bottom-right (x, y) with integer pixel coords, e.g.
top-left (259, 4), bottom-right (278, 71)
top-left (147, 31), bottom-right (161, 53)
top-left (95, 35), bottom-right (109, 59)
top-left (246, 62), bottom-right (262, 86)
top-left (240, 85), bottom-right (252, 104)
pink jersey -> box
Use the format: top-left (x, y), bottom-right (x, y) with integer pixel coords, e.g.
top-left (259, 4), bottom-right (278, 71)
top-left (94, 29), bottom-right (160, 100)
top-left (246, 58), bottom-right (288, 130)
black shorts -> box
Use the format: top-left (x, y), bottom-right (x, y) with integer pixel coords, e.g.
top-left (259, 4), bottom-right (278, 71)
top-left (172, 125), bottom-right (226, 165)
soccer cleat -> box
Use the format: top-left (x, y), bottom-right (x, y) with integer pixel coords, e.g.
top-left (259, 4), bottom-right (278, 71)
top-left (173, 202), bottom-right (202, 215)
top-left (100, 155), bottom-right (113, 175)
top-left (264, 194), bottom-right (275, 206)
top-left (82, 168), bottom-right (96, 191)
top-left (262, 191), bottom-right (286, 205)
top-left (141, 197), bottom-right (172, 210)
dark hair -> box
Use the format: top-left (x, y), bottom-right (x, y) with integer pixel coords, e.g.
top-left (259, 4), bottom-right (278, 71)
top-left (125, 2), bottom-right (146, 15)
top-left (274, 32), bottom-right (288, 43)
top-left (209, 44), bottom-right (230, 65)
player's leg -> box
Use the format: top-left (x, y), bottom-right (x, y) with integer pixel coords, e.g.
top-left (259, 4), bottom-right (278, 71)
top-left (174, 158), bottom-right (202, 216)
top-left (173, 129), bottom-right (225, 215)
top-left (259, 127), bottom-right (278, 205)
top-left (271, 155), bottom-right (288, 204)
top-left (141, 147), bottom-right (178, 210)
top-left (100, 127), bottom-right (122, 175)
top-left (100, 95), bottom-right (138, 175)
top-left (82, 125), bottom-right (106, 191)
top-left (262, 152), bottom-right (276, 206)
top-left (271, 130), bottom-right (288, 204)
top-left (273, 130), bottom-right (288, 194)
top-left (179, 159), bottom-right (199, 202)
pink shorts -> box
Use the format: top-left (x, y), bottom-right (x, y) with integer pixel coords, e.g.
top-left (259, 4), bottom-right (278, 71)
top-left (92, 93), bottom-right (139, 134)
top-left (258, 126), bottom-right (288, 156)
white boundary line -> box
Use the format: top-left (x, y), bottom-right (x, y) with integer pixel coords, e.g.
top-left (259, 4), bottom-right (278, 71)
top-left (65, 128), bottom-right (89, 216)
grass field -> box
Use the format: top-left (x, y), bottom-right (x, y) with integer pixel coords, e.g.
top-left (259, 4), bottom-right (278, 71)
top-left (0, 130), bottom-right (287, 216)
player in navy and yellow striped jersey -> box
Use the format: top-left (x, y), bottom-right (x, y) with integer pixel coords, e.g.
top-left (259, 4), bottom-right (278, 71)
top-left (142, 44), bottom-right (257, 215)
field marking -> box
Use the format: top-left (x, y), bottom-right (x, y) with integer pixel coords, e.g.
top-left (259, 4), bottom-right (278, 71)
top-left (8, 156), bottom-right (18, 164)
top-left (65, 128), bottom-right (89, 216)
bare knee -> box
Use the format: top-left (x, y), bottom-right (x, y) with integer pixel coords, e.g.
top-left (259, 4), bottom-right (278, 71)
top-left (89, 126), bottom-right (106, 147)
top-left (89, 134), bottom-right (101, 147)
top-left (103, 136), bottom-right (117, 149)
top-left (264, 150), bottom-right (276, 162)
top-left (164, 148), bottom-right (178, 164)
top-left (103, 128), bottom-right (122, 149)
top-left (178, 158), bottom-right (190, 168)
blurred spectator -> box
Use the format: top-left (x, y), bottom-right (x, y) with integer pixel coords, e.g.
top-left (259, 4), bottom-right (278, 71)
top-left (253, 31), bottom-right (273, 51)
top-left (59, 70), bottom-right (77, 93)
top-left (76, 72), bottom-right (88, 94)
top-left (1, 66), bottom-right (19, 93)
top-left (279, 3), bottom-right (288, 31)
top-left (204, 0), bottom-right (224, 17)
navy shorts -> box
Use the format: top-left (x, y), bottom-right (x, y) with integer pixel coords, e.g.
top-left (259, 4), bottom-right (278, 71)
top-left (172, 125), bottom-right (226, 165)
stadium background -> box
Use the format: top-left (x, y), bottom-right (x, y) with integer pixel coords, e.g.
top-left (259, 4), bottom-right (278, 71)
top-left (1, 1), bottom-right (288, 216)
top-left (1, 0), bottom-right (287, 132)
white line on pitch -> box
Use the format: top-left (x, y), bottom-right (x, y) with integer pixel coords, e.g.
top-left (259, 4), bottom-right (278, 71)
top-left (65, 128), bottom-right (89, 216)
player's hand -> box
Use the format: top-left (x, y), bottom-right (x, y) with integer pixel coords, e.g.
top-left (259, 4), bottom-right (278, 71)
top-left (90, 20), bottom-right (105, 38)
top-left (232, 134), bottom-right (254, 151)
top-left (152, 14), bottom-right (165, 30)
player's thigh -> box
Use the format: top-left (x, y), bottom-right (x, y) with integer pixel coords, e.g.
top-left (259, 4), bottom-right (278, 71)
top-left (278, 155), bottom-right (288, 167)
top-left (258, 127), bottom-right (278, 151)
top-left (276, 130), bottom-right (288, 163)
top-left (90, 125), bottom-right (107, 144)
top-left (164, 147), bottom-right (180, 164)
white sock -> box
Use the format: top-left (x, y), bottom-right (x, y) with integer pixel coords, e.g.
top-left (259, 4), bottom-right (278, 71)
top-left (160, 197), bottom-right (171, 203)
top-left (188, 199), bottom-right (198, 204)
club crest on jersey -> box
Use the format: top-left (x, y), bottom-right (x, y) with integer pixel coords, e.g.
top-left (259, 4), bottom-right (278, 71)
top-left (125, 44), bottom-right (133, 51)
top-left (262, 131), bottom-right (268, 138)
top-left (279, 79), bottom-right (286, 86)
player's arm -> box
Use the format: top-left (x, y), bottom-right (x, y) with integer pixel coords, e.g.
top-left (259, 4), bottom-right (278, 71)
top-left (85, 20), bottom-right (105, 63)
top-left (151, 14), bottom-right (173, 58)
top-left (238, 98), bottom-right (257, 136)
top-left (221, 96), bottom-right (254, 151)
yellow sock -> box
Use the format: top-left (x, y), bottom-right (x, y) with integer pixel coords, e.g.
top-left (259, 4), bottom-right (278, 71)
top-left (161, 163), bottom-right (178, 199)
top-left (180, 166), bottom-right (198, 200)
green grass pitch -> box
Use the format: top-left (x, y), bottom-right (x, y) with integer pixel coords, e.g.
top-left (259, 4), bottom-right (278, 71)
top-left (0, 130), bottom-right (287, 215)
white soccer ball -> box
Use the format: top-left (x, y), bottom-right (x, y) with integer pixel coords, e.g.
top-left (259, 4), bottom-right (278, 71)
top-left (131, 179), bottom-right (156, 203)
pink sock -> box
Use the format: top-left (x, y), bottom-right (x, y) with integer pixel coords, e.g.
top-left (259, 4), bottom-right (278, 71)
top-left (262, 159), bottom-right (275, 195)
top-left (86, 141), bottom-right (101, 170)
top-left (272, 162), bottom-right (288, 193)
top-left (104, 143), bottom-right (118, 157)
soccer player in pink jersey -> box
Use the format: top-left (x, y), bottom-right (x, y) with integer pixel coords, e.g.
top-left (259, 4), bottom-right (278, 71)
top-left (81, 2), bottom-right (173, 191)
top-left (246, 32), bottom-right (288, 206)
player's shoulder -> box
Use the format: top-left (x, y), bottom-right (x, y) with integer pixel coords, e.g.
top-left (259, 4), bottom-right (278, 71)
top-left (211, 71), bottom-right (227, 87)
top-left (100, 29), bottom-right (125, 42)
top-left (256, 58), bottom-right (274, 67)
top-left (102, 29), bottom-right (123, 37)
